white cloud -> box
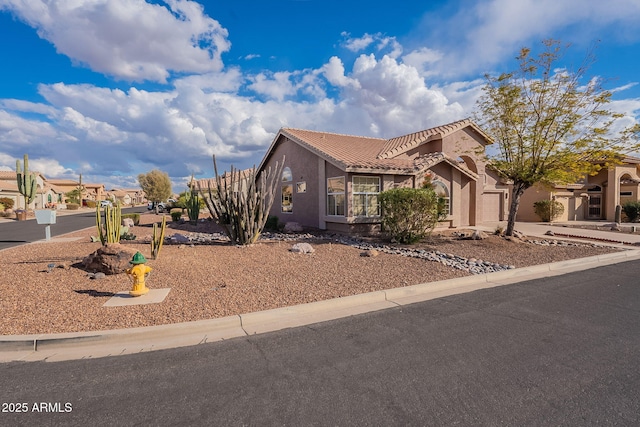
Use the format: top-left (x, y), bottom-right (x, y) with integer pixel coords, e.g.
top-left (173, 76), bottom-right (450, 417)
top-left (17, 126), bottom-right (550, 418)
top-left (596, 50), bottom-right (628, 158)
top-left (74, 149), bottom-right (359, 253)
top-left (0, 0), bottom-right (231, 82)
top-left (342, 32), bottom-right (375, 52)
top-left (414, 0), bottom-right (640, 77)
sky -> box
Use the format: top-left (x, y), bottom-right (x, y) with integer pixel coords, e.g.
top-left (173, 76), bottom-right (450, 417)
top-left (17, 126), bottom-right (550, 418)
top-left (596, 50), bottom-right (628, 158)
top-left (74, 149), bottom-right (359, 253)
top-left (1, 0), bottom-right (639, 192)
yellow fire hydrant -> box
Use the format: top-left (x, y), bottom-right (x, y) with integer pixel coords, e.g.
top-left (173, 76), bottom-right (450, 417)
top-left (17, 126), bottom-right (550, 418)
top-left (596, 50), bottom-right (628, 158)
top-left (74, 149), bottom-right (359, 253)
top-left (126, 252), bottom-right (152, 297)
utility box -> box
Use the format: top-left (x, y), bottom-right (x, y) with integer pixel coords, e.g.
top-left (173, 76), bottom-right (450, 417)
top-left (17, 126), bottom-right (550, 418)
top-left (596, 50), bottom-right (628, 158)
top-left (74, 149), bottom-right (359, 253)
top-left (35, 209), bottom-right (57, 224)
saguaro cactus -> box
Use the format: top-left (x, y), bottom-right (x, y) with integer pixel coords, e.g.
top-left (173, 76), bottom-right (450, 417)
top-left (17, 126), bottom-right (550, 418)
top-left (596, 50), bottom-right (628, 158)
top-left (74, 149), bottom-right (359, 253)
top-left (199, 155), bottom-right (284, 245)
top-left (16, 154), bottom-right (37, 209)
top-left (186, 176), bottom-right (200, 225)
top-left (96, 203), bottom-right (122, 244)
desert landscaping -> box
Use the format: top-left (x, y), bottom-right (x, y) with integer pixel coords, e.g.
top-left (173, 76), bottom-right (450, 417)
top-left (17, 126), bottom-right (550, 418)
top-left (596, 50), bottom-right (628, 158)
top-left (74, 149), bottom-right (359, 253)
top-left (0, 212), bottom-right (622, 336)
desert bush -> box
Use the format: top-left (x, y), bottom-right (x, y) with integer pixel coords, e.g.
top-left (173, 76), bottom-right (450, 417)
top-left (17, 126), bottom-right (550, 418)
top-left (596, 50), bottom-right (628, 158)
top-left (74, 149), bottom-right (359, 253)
top-left (121, 213), bottom-right (140, 225)
top-left (66, 203), bottom-right (79, 210)
top-left (170, 209), bottom-right (182, 222)
top-left (264, 215), bottom-right (280, 231)
top-left (622, 201), bottom-right (640, 222)
top-left (379, 187), bottom-right (439, 244)
top-left (533, 199), bottom-right (564, 222)
top-left (0, 197), bottom-right (14, 210)
top-left (86, 200), bottom-right (97, 208)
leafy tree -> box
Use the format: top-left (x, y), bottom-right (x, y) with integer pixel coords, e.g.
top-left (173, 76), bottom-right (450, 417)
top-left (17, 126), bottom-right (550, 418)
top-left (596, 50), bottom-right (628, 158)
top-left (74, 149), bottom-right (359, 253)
top-left (379, 187), bottom-right (440, 244)
top-left (475, 39), bottom-right (640, 236)
top-left (138, 170), bottom-right (172, 205)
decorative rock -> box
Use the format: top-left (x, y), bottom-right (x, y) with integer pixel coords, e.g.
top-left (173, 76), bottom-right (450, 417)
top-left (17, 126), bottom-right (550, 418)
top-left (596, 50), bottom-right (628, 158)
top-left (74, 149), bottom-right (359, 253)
top-left (469, 230), bottom-right (488, 240)
top-left (81, 243), bottom-right (138, 275)
top-left (545, 230), bottom-right (555, 236)
top-left (283, 222), bottom-right (304, 233)
top-left (611, 223), bottom-right (621, 231)
top-left (169, 233), bottom-right (190, 244)
top-left (92, 272), bottom-right (106, 280)
top-left (290, 242), bottom-right (314, 253)
top-left (361, 249), bottom-right (379, 257)
top-left (122, 218), bottom-right (135, 228)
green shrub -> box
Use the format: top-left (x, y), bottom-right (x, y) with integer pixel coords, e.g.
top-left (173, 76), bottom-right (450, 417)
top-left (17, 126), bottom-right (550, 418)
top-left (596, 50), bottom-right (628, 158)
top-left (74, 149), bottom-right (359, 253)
top-left (0, 197), bottom-right (14, 210)
top-left (379, 187), bottom-right (439, 244)
top-left (622, 201), bottom-right (640, 222)
top-left (121, 213), bottom-right (140, 226)
top-left (66, 203), bottom-right (79, 210)
top-left (533, 199), bottom-right (564, 222)
top-left (170, 209), bottom-right (182, 222)
top-left (264, 215), bottom-right (280, 231)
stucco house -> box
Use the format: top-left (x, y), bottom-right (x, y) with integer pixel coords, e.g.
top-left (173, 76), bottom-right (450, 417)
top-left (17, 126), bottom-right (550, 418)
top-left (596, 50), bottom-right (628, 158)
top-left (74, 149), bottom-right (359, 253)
top-left (257, 119), bottom-right (510, 234)
top-left (0, 170), bottom-right (64, 210)
top-left (517, 155), bottom-right (640, 222)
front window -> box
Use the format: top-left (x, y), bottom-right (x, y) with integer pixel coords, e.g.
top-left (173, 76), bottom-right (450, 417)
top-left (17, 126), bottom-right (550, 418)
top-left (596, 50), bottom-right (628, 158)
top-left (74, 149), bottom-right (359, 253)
top-left (327, 177), bottom-right (345, 216)
top-left (352, 176), bottom-right (380, 217)
top-left (282, 167), bottom-right (293, 213)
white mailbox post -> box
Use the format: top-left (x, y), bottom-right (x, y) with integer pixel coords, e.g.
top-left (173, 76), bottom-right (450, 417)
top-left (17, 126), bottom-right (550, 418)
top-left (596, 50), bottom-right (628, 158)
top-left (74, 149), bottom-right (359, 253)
top-left (35, 209), bottom-right (57, 241)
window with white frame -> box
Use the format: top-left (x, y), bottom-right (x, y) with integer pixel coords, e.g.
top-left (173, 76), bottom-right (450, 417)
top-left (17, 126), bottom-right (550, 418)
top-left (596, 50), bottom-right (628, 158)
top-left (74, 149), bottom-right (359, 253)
top-left (327, 177), bottom-right (345, 216)
top-left (352, 176), bottom-right (380, 217)
top-left (282, 167), bottom-right (293, 212)
top-left (432, 181), bottom-right (450, 215)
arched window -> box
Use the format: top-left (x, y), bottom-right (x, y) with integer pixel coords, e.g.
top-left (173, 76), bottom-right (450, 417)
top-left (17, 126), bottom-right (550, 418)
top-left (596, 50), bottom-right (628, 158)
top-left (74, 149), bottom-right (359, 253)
top-left (281, 167), bottom-right (293, 213)
top-left (432, 181), bottom-right (450, 215)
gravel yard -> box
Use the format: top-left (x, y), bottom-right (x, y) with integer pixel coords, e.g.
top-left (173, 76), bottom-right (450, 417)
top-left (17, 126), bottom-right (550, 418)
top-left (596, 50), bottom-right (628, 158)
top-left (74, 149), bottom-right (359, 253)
top-left (0, 213), bottom-right (622, 335)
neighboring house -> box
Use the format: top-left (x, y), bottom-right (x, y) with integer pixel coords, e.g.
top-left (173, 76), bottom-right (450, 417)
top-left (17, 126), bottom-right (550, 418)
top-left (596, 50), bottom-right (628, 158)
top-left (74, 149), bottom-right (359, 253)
top-left (257, 119), bottom-right (510, 234)
top-left (0, 170), bottom-right (52, 210)
top-left (45, 179), bottom-right (106, 204)
top-left (106, 188), bottom-right (146, 205)
top-left (517, 155), bottom-right (640, 222)
top-left (0, 172), bottom-right (108, 210)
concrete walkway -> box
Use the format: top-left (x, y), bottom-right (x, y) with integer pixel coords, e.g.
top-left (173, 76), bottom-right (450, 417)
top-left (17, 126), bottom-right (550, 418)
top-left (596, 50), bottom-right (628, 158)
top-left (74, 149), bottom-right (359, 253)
top-left (2, 219), bottom-right (640, 363)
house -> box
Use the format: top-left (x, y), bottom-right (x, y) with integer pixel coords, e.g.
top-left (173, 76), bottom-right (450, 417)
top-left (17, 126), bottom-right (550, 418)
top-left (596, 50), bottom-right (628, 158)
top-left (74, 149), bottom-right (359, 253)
top-left (517, 155), bottom-right (640, 222)
top-left (0, 170), bottom-right (59, 210)
top-left (46, 179), bottom-right (106, 204)
top-left (257, 119), bottom-right (510, 234)
top-left (0, 172), bottom-right (108, 210)
top-left (106, 188), bottom-right (146, 206)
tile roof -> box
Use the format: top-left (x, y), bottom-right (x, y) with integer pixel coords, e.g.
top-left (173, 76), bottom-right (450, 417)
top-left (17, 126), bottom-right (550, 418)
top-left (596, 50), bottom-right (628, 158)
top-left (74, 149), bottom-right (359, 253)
top-left (279, 119), bottom-right (484, 176)
top-left (378, 118), bottom-right (490, 159)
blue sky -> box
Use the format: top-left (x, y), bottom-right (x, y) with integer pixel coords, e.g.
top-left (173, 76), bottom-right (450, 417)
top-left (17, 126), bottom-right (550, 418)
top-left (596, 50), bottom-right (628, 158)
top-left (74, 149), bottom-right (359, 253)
top-left (1, 0), bottom-right (639, 191)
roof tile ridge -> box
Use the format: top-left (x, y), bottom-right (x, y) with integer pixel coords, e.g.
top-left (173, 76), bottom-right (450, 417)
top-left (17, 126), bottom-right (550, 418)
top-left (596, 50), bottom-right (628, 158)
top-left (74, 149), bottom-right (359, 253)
top-left (283, 127), bottom-right (386, 140)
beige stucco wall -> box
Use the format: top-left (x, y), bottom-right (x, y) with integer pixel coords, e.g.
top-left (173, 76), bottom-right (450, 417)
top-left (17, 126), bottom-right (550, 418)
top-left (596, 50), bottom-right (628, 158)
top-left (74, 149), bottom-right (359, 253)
top-left (263, 136), bottom-right (322, 229)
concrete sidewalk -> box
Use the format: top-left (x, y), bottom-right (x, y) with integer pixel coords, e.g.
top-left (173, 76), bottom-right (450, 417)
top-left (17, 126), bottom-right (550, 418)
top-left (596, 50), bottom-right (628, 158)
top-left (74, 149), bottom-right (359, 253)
top-left (3, 247), bottom-right (640, 363)
top-left (477, 221), bottom-right (640, 246)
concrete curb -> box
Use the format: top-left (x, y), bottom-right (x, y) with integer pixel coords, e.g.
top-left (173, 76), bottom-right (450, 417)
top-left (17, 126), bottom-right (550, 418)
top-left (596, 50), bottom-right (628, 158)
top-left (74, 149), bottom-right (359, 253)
top-left (3, 249), bottom-right (640, 362)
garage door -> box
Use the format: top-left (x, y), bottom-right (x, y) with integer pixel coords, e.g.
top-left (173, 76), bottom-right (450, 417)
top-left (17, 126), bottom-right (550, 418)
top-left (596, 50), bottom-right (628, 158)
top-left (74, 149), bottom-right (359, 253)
top-left (483, 192), bottom-right (502, 222)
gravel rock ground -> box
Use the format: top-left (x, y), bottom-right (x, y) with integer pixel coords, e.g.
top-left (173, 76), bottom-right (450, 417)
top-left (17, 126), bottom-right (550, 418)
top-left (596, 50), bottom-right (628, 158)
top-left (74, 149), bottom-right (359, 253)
top-left (0, 213), bottom-right (621, 335)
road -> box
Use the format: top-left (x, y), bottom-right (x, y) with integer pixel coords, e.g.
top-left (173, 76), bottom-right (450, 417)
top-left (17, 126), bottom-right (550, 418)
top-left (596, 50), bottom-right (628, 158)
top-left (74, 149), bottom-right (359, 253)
top-left (1, 260), bottom-right (639, 426)
top-left (0, 206), bottom-right (147, 251)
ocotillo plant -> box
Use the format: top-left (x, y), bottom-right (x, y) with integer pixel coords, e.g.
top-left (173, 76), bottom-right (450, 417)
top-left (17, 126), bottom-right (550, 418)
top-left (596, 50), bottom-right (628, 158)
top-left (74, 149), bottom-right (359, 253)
top-left (151, 215), bottom-right (166, 259)
top-left (16, 154), bottom-right (36, 210)
top-left (95, 203), bottom-right (121, 245)
top-left (199, 155), bottom-right (284, 245)
top-left (186, 177), bottom-right (200, 225)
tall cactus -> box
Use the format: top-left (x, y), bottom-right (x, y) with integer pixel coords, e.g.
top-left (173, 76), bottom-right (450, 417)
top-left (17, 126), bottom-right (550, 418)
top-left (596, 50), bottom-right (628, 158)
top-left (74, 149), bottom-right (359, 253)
top-left (95, 203), bottom-right (121, 245)
top-left (151, 215), bottom-right (166, 259)
top-left (199, 155), bottom-right (284, 245)
top-left (16, 154), bottom-right (37, 210)
top-left (186, 176), bottom-right (200, 225)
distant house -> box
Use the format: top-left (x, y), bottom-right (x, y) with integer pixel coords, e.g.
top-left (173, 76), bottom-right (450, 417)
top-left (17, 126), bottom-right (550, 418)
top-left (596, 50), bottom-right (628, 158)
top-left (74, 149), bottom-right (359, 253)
top-left (0, 170), bottom-right (55, 210)
top-left (257, 119), bottom-right (510, 234)
top-left (0, 172), bottom-right (107, 210)
top-left (106, 188), bottom-right (146, 206)
top-left (517, 155), bottom-right (640, 222)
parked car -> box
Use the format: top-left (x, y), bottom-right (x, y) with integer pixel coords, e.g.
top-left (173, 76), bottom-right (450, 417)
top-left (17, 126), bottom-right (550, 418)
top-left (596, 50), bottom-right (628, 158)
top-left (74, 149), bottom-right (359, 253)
top-left (100, 200), bottom-right (112, 207)
top-left (147, 201), bottom-right (167, 212)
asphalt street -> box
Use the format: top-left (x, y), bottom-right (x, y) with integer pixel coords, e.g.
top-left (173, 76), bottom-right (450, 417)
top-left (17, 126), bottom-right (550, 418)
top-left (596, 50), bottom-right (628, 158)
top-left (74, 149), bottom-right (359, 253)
top-left (0, 206), bottom-right (147, 251)
top-left (1, 259), bottom-right (639, 426)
